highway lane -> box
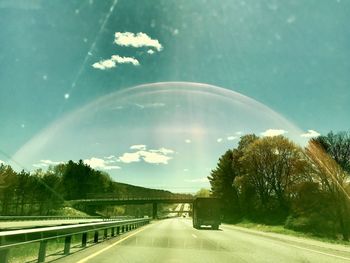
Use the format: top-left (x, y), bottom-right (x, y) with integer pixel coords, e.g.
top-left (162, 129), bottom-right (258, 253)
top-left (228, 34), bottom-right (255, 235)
top-left (183, 203), bottom-right (190, 217)
top-left (57, 218), bottom-right (350, 263)
top-left (167, 203), bottom-right (183, 217)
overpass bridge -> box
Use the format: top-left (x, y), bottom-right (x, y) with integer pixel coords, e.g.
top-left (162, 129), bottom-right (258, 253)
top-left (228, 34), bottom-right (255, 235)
top-left (68, 196), bottom-right (195, 219)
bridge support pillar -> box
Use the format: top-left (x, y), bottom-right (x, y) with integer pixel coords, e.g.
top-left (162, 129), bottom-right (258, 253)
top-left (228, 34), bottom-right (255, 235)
top-left (152, 202), bottom-right (158, 219)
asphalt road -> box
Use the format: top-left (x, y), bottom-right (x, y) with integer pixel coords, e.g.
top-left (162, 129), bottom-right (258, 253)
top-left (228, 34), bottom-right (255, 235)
top-left (57, 218), bottom-right (350, 263)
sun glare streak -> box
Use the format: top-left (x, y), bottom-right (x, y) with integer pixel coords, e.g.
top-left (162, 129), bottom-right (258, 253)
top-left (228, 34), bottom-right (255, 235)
top-left (56, 0), bottom-right (118, 116)
top-left (306, 140), bottom-right (350, 201)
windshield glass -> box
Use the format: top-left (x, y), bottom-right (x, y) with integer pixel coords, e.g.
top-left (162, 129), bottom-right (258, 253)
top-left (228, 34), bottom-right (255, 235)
top-left (0, 1), bottom-right (349, 263)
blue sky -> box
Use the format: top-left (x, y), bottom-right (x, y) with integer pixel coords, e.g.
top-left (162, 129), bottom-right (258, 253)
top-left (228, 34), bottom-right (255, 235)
top-left (0, 0), bottom-right (349, 192)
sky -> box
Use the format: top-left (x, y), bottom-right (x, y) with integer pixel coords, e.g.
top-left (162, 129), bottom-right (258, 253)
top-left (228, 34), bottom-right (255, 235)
top-left (0, 0), bottom-right (349, 193)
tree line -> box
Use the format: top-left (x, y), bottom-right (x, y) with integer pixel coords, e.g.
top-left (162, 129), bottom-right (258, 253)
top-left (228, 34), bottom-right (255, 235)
top-left (0, 160), bottom-right (190, 216)
top-left (208, 131), bottom-right (350, 240)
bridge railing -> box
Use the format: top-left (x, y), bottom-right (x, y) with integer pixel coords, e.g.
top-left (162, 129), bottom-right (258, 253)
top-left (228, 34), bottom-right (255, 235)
top-left (75, 196), bottom-right (195, 202)
top-left (0, 217), bottom-right (150, 263)
top-left (85, 194), bottom-right (194, 200)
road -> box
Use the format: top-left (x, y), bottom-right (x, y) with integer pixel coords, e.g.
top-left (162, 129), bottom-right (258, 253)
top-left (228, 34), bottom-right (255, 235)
top-left (166, 203), bottom-right (184, 217)
top-left (58, 218), bottom-right (350, 263)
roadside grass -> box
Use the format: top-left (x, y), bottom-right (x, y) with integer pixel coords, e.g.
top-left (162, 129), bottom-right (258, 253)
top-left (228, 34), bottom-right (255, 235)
top-left (51, 206), bottom-right (90, 217)
top-left (234, 220), bottom-right (350, 246)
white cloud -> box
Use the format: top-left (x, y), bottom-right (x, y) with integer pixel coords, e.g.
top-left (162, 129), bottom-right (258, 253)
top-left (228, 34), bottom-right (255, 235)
top-left (33, 159), bottom-right (62, 168)
top-left (114, 32), bottom-right (163, 51)
top-left (135, 102), bottom-right (165, 109)
top-left (105, 155), bottom-right (116, 159)
top-left (41, 160), bottom-right (61, 165)
top-left (217, 138), bottom-right (223, 143)
top-left (84, 157), bottom-right (120, 170)
top-left (185, 177), bottom-right (209, 183)
top-left (64, 93), bottom-right (70, 99)
top-left (301, 130), bottom-right (320, 138)
top-left (185, 139), bottom-right (191, 144)
top-left (236, 131), bottom-right (243, 135)
top-left (92, 59), bottom-right (116, 70)
top-left (152, 147), bottom-right (174, 155)
top-left (261, 129), bottom-right (287, 137)
top-left (227, 136), bottom-right (237, 141)
top-left (138, 151), bottom-right (172, 164)
top-left (111, 55), bottom-right (139, 66)
top-left (0, 160), bottom-right (5, 165)
top-left (130, 145), bottom-right (147, 150)
top-left (118, 152), bottom-right (141, 163)
top-left (183, 168), bottom-right (189, 172)
top-left (147, 49), bottom-right (155, 54)
top-left (92, 55), bottom-right (139, 70)
top-left (118, 146), bottom-right (175, 165)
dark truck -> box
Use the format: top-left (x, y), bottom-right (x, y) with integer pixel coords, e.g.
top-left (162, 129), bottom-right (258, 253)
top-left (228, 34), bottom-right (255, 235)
top-left (192, 197), bottom-right (221, 230)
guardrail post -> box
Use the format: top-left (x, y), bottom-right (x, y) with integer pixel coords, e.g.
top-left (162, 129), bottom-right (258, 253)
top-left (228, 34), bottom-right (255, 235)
top-left (121, 226), bottom-right (124, 233)
top-left (82, 233), bottom-right (87, 247)
top-left (38, 240), bottom-right (47, 263)
top-left (153, 203), bottom-right (158, 219)
top-left (94, 231), bottom-right (99, 243)
top-left (0, 249), bottom-right (10, 263)
top-left (111, 227), bottom-right (115, 237)
top-left (117, 226), bottom-right (120, 235)
top-left (64, 236), bottom-right (72, 255)
top-left (103, 229), bottom-right (108, 239)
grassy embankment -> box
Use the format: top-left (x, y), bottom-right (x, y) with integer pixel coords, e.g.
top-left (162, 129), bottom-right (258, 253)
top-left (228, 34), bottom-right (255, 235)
top-left (235, 220), bottom-right (350, 245)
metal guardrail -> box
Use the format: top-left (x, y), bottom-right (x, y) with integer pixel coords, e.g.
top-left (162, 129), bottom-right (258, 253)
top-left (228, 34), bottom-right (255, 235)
top-left (0, 216), bottom-right (102, 221)
top-left (0, 217), bottom-right (150, 263)
top-left (0, 215), bottom-right (136, 222)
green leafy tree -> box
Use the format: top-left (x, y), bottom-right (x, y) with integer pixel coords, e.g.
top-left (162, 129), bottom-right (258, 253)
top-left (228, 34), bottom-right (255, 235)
top-left (0, 164), bottom-right (18, 214)
top-left (195, 188), bottom-right (211, 197)
top-left (239, 136), bottom-right (308, 221)
top-left (208, 150), bottom-right (240, 220)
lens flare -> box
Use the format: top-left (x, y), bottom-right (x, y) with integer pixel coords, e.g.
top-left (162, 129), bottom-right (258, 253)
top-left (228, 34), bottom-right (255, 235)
top-left (12, 82), bottom-right (303, 191)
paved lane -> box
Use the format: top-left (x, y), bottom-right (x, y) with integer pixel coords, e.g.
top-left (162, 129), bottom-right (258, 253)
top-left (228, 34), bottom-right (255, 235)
top-left (59, 218), bottom-right (350, 263)
top-left (167, 203), bottom-right (183, 217)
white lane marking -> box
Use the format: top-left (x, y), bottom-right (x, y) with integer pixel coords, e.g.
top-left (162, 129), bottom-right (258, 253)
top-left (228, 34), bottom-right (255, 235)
top-left (192, 234), bottom-right (197, 239)
top-left (76, 224), bottom-right (152, 263)
top-left (288, 243), bottom-right (350, 261)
